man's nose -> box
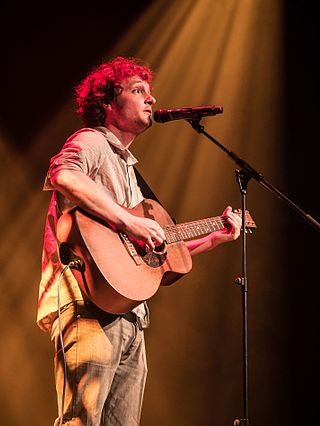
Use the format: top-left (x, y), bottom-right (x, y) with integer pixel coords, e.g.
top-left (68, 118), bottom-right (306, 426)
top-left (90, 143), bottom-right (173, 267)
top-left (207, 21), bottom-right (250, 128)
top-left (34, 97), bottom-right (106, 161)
top-left (145, 93), bottom-right (156, 105)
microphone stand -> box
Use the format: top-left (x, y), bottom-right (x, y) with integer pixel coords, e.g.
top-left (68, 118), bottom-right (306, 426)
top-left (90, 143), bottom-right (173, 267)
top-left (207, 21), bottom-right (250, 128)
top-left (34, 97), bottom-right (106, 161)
top-left (186, 118), bottom-right (320, 426)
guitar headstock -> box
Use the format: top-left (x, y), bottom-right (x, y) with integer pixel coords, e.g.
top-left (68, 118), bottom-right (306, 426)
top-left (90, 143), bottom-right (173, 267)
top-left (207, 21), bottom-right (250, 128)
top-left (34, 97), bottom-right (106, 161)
top-left (233, 209), bottom-right (257, 233)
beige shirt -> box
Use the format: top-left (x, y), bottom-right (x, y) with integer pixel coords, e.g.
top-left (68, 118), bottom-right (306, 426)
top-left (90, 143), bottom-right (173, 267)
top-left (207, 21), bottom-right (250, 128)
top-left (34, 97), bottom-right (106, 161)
top-left (37, 127), bottom-right (145, 332)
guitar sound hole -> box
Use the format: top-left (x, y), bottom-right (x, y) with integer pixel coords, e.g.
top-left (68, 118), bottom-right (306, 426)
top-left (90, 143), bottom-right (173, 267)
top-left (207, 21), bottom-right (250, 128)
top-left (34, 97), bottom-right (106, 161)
top-left (153, 241), bottom-right (167, 255)
top-left (134, 241), bottom-right (167, 268)
top-left (142, 250), bottom-right (167, 268)
top-left (128, 237), bottom-right (168, 268)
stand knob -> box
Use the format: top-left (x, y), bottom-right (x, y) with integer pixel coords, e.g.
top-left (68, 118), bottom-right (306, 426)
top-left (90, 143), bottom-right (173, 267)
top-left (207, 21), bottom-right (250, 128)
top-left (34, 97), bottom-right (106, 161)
top-left (233, 418), bottom-right (249, 425)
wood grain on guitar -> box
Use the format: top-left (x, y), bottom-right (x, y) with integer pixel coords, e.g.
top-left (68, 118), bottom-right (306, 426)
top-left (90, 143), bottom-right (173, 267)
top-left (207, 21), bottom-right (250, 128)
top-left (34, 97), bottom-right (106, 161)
top-left (57, 199), bottom-right (256, 314)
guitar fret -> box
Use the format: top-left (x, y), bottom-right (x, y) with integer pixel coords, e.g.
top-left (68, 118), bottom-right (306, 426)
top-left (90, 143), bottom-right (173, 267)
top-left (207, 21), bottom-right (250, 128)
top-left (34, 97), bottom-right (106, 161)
top-left (178, 226), bottom-right (190, 240)
top-left (164, 228), bottom-right (179, 244)
top-left (164, 212), bottom-right (254, 244)
top-left (165, 217), bottom-right (225, 243)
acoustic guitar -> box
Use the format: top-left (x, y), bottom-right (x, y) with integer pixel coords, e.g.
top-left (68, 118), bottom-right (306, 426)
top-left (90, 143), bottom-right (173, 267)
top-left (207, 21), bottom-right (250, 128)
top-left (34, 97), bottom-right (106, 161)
top-left (57, 198), bottom-right (256, 314)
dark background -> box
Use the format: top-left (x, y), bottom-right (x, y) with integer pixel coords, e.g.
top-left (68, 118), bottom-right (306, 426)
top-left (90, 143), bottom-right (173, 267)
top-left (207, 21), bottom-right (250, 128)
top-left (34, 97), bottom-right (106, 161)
top-left (284, 2), bottom-right (320, 424)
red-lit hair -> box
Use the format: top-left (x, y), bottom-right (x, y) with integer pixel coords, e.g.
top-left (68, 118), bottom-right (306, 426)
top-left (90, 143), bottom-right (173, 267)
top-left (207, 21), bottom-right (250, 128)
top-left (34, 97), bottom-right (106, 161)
top-left (75, 56), bottom-right (154, 127)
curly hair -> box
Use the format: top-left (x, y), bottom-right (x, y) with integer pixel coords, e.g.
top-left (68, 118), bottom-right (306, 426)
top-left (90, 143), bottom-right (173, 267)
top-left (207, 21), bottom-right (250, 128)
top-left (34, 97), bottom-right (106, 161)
top-left (75, 56), bottom-right (154, 127)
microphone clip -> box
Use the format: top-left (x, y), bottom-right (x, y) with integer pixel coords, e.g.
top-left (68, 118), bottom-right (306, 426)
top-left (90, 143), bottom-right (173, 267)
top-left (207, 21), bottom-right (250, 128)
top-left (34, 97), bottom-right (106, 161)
top-left (187, 118), bottom-right (205, 133)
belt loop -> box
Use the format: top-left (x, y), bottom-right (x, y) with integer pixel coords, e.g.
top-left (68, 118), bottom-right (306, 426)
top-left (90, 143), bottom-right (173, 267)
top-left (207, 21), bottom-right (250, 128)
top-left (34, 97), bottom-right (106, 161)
top-left (122, 312), bottom-right (145, 330)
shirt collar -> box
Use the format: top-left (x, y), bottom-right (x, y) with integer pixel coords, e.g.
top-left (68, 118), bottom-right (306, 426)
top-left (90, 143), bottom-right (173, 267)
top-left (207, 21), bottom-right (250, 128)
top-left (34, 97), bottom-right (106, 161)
top-left (95, 126), bottom-right (138, 166)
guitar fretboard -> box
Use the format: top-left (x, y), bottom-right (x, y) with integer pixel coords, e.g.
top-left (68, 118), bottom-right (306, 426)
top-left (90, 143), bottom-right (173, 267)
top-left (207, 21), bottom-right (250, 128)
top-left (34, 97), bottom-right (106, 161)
top-left (164, 216), bottom-right (229, 244)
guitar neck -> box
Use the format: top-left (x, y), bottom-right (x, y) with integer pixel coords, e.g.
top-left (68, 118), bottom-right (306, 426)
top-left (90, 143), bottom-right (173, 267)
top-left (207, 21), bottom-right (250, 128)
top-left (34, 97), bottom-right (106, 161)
top-left (164, 215), bottom-right (228, 244)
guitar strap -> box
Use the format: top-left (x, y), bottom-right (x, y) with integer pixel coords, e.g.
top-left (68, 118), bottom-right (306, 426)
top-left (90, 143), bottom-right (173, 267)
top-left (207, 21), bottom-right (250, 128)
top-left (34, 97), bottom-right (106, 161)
top-left (134, 166), bottom-right (163, 206)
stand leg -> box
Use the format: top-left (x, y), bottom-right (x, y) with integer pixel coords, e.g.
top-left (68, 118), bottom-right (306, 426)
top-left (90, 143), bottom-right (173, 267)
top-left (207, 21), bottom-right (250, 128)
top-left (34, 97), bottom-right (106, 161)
top-left (233, 169), bottom-right (250, 425)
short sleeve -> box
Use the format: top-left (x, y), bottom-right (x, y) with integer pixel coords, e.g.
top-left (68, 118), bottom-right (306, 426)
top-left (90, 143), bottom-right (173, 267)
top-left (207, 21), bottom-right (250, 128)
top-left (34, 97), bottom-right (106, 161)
top-left (44, 128), bottom-right (106, 190)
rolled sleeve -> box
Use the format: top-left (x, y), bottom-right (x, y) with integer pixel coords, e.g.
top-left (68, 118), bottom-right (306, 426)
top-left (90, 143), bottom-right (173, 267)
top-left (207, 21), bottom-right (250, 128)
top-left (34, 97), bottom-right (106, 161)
top-left (44, 130), bottom-right (105, 190)
top-left (48, 143), bottom-right (89, 178)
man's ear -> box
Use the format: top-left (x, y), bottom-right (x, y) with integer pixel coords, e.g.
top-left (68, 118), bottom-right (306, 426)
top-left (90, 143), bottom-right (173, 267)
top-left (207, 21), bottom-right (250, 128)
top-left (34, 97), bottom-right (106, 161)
top-left (103, 103), bottom-right (113, 111)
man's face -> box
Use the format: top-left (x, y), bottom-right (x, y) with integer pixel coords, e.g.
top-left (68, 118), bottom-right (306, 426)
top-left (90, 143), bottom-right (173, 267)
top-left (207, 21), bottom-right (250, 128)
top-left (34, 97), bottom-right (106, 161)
top-left (106, 75), bottom-right (156, 136)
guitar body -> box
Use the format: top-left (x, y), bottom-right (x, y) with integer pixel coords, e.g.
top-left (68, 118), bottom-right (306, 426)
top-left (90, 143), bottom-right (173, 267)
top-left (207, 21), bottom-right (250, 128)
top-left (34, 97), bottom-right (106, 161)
top-left (57, 199), bottom-right (193, 314)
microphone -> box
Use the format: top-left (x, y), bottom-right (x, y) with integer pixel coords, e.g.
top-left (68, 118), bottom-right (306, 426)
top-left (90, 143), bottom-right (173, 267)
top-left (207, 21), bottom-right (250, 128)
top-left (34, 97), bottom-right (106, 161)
top-left (153, 105), bottom-right (223, 123)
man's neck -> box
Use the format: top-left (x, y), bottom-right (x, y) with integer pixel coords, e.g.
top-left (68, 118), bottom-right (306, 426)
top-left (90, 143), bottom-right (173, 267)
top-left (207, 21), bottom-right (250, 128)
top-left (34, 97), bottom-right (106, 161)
top-left (105, 124), bottom-right (135, 148)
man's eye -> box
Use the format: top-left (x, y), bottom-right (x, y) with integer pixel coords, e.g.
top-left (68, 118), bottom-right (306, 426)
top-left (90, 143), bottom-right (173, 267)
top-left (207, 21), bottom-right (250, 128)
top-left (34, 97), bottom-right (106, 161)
top-left (133, 88), bottom-right (144, 94)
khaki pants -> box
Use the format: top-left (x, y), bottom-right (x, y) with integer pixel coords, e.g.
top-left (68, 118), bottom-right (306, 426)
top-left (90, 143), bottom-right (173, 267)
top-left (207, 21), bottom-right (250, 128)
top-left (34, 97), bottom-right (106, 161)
top-left (51, 301), bottom-right (148, 425)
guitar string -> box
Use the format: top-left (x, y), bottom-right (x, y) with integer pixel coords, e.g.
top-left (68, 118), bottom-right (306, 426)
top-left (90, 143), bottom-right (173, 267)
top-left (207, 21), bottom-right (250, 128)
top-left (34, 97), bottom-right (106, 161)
top-left (163, 214), bottom-right (253, 243)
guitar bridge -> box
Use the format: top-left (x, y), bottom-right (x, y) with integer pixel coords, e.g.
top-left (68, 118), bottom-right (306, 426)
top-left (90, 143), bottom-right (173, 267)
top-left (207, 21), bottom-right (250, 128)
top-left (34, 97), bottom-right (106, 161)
top-left (119, 233), bottom-right (143, 266)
